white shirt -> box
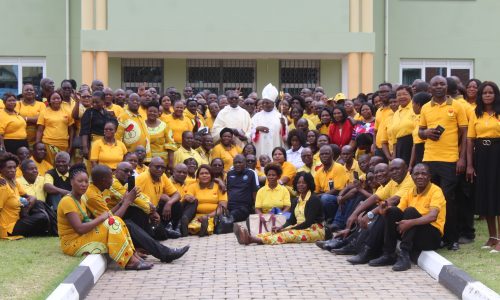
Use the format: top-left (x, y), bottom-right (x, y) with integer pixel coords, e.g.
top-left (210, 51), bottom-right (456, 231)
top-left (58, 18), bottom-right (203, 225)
top-left (286, 146), bottom-right (304, 169)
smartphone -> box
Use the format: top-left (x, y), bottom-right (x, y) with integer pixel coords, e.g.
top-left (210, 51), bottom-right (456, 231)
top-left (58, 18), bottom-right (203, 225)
top-left (353, 171), bottom-right (359, 181)
top-left (127, 176), bottom-right (135, 192)
top-left (435, 125), bottom-right (445, 136)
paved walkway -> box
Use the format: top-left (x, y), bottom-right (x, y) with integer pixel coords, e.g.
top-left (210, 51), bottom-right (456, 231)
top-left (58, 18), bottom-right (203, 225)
top-left (86, 233), bottom-right (456, 300)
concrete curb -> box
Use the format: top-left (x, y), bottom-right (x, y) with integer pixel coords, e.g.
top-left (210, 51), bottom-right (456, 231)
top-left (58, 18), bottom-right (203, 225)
top-left (417, 251), bottom-right (500, 300)
top-left (47, 254), bottom-right (107, 300)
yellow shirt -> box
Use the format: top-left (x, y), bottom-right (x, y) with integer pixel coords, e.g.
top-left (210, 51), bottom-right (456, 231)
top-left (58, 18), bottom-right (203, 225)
top-left (147, 120), bottom-right (176, 161)
top-left (378, 115), bottom-right (396, 150)
top-left (31, 157), bottom-right (53, 176)
top-left (136, 171), bottom-right (177, 206)
top-left (163, 114), bottom-right (194, 146)
top-left (467, 112), bottom-right (500, 139)
top-left (0, 110), bottom-right (27, 139)
top-left (398, 183), bottom-right (446, 235)
top-left (185, 182), bottom-right (227, 215)
top-left (61, 99), bottom-right (76, 115)
top-left (295, 191), bottom-right (311, 224)
top-left (412, 114), bottom-right (424, 144)
top-left (289, 118), bottom-right (316, 132)
top-left (116, 109), bottom-right (150, 157)
top-left (280, 161), bottom-right (297, 186)
top-left (314, 162), bottom-right (349, 193)
top-left (171, 178), bottom-right (189, 200)
top-left (184, 110), bottom-right (207, 129)
top-left (303, 113), bottom-right (320, 126)
top-left (57, 195), bottom-right (88, 243)
top-left (390, 105), bottom-right (416, 139)
top-left (106, 103), bottom-right (125, 119)
top-left (84, 183), bottom-right (112, 217)
top-left (319, 124), bottom-right (330, 135)
top-left (197, 147), bottom-right (211, 166)
top-left (17, 176), bottom-right (46, 202)
top-left (15, 100), bottom-right (46, 144)
top-left (297, 164), bottom-right (316, 177)
top-left (455, 96), bottom-right (475, 121)
top-left (44, 170), bottom-right (69, 185)
top-left (108, 177), bottom-right (152, 214)
top-left (205, 116), bottom-right (216, 129)
top-left (138, 106), bottom-right (148, 119)
top-left (0, 179), bottom-right (25, 237)
top-left (37, 107), bottom-right (74, 148)
top-left (174, 146), bottom-right (203, 168)
top-left (136, 164), bottom-right (149, 175)
top-left (375, 106), bottom-right (394, 148)
top-left (210, 144), bottom-right (242, 172)
top-left (375, 172), bottom-right (415, 202)
top-left (419, 98), bottom-right (468, 162)
top-left (90, 139), bottom-right (128, 169)
top-left (185, 175), bottom-right (196, 186)
top-left (344, 159), bottom-right (363, 182)
top-left (255, 184), bottom-right (291, 213)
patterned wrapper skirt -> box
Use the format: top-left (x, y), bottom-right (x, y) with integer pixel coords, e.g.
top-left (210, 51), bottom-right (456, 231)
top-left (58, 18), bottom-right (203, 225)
top-left (257, 223), bottom-right (325, 245)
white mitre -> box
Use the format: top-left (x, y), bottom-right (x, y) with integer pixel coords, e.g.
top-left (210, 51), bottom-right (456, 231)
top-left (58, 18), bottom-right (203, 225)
top-left (262, 83), bottom-right (278, 102)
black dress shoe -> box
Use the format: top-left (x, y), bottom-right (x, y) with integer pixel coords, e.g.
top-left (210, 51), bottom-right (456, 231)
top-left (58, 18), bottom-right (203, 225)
top-left (368, 253), bottom-right (397, 267)
top-left (392, 250), bottom-right (411, 271)
top-left (447, 242), bottom-right (460, 251)
top-left (199, 218), bottom-right (209, 237)
top-left (166, 227), bottom-right (182, 239)
top-left (315, 240), bottom-right (327, 250)
top-left (180, 216), bottom-right (189, 237)
top-left (347, 245), bottom-right (372, 265)
top-left (324, 238), bottom-right (348, 251)
top-left (331, 243), bottom-right (356, 255)
top-left (161, 245), bottom-right (190, 263)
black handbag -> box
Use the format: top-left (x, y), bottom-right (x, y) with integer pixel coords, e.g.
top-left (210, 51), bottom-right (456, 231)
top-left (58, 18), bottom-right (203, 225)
top-left (213, 205), bottom-right (234, 234)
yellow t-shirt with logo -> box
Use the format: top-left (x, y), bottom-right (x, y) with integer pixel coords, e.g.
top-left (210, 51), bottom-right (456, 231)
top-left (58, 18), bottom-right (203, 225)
top-left (314, 162), bottom-right (349, 193)
top-left (136, 171), bottom-right (177, 206)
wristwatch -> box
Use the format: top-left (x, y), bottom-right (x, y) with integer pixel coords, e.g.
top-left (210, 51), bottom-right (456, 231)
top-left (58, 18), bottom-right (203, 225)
top-left (367, 211), bottom-right (375, 220)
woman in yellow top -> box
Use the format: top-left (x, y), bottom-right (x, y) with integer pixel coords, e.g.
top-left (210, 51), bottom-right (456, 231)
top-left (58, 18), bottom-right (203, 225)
top-left (271, 146), bottom-right (296, 187)
top-left (254, 164), bottom-right (291, 215)
top-left (388, 85), bottom-right (416, 166)
top-left (380, 93), bottom-right (400, 162)
top-left (159, 95), bottom-right (173, 122)
top-left (210, 128), bottom-right (242, 172)
top-left (289, 106), bottom-right (315, 131)
top-left (36, 92), bottom-right (74, 164)
top-left (317, 108), bottom-right (332, 135)
top-left (90, 120), bottom-right (128, 170)
top-left (409, 92), bottom-right (432, 171)
top-left (164, 101), bottom-right (194, 147)
top-left (145, 101), bottom-right (176, 168)
top-left (0, 153), bottom-right (52, 238)
top-left (16, 84), bottom-right (46, 147)
top-left (185, 164), bottom-right (227, 237)
top-left (235, 171), bottom-right (324, 245)
top-left (184, 98), bottom-right (206, 131)
top-left (0, 93), bottom-right (28, 154)
top-left (466, 81), bottom-right (500, 251)
top-left (57, 164), bottom-right (152, 270)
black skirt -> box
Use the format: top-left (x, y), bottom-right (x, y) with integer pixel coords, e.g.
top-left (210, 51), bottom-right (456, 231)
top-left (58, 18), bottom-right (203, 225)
top-left (4, 139), bottom-right (29, 155)
top-left (396, 134), bottom-right (413, 166)
top-left (474, 138), bottom-right (500, 216)
top-left (414, 143), bottom-right (424, 165)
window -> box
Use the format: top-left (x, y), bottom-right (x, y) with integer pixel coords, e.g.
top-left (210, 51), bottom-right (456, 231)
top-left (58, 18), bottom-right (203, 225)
top-left (122, 58), bottom-right (163, 93)
top-left (279, 60), bottom-right (320, 96)
top-left (187, 59), bottom-right (256, 97)
top-left (400, 59), bottom-right (473, 85)
top-left (0, 57), bottom-right (45, 98)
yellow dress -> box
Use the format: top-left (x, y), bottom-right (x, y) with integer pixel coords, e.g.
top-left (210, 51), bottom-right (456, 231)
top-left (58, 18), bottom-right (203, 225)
top-left (37, 107), bottom-right (74, 164)
top-left (210, 144), bottom-right (242, 172)
top-left (116, 109), bottom-right (151, 159)
top-left (147, 120), bottom-right (176, 161)
top-left (57, 194), bottom-right (135, 268)
top-left (186, 182), bottom-right (227, 235)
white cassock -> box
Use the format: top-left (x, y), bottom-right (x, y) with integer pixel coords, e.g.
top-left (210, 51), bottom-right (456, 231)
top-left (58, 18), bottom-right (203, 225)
top-left (211, 105), bottom-right (252, 148)
top-left (249, 109), bottom-right (287, 158)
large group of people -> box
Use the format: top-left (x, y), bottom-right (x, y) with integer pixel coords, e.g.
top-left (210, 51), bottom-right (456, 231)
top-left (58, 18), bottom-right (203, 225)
top-left (0, 74), bottom-right (499, 273)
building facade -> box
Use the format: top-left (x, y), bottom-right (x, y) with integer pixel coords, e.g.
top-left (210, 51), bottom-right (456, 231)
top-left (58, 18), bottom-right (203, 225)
top-left (1, 0), bottom-right (499, 98)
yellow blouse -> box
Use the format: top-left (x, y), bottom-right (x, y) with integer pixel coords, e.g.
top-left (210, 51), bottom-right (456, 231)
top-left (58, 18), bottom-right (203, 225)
top-left (295, 191), bottom-right (311, 224)
top-left (0, 110), bottom-right (27, 139)
top-left (163, 114), bottom-right (194, 146)
top-left (390, 105), bottom-right (416, 139)
top-left (0, 179), bottom-right (25, 237)
top-left (147, 120), bottom-right (176, 160)
top-left (467, 112), bottom-right (500, 138)
top-left (255, 184), bottom-right (291, 213)
top-left (185, 182), bottom-right (227, 215)
top-left (89, 139), bottom-right (128, 169)
top-left (37, 107), bottom-right (74, 148)
top-left (210, 144), bottom-right (242, 172)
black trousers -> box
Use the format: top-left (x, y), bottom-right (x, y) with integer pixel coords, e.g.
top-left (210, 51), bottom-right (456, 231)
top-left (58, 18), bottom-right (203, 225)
top-left (426, 161), bottom-right (459, 243)
top-left (364, 214), bottom-right (386, 255)
top-left (456, 174), bottom-right (475, 239)
top-left (383, 207), bottom-right (441, 254)
top-left (124, 219), bottom-right (174, 262)
top-left (11, 210), bottom-right (49, 237)
top-left (124, 206), bottom-right (151, 234)
top-left (157, 200), bottom-right (198, 228)
top-left (414, 143), bottom-right (424, 165)
top-left (395, 135), bottom-right (413, 166)
top-left (228, 205), bottom-right (251, 222)
top-left (4, 139), bottom-right (29, 155)
top-left (374, 147), bottom-right (388, 163)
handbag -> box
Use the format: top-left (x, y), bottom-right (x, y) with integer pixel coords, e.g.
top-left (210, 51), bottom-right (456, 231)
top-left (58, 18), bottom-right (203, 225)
top-left (213, 205), bottom-right (234, 235)
top-left (245, 212), bottom-right (287, 235)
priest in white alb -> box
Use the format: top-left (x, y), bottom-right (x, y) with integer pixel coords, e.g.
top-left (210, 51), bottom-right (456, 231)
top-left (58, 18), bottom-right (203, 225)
top-left (249, 83), bottom-right (288, 158)
top-left (211, 90), bottom-right (251, 148)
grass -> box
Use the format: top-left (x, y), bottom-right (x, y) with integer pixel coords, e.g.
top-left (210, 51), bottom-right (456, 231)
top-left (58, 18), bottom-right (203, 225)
top-left (0, 237), bottom-right (82, 300)
top-left (437, 219), bottom-right (500, 294)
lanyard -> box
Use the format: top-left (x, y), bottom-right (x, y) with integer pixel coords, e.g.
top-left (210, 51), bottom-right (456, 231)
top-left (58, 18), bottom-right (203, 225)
top-left (70, 194), bottom-right (91, 223)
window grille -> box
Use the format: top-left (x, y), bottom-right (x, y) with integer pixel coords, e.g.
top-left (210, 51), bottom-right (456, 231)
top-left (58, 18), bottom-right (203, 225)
top-left (187, 59), bottom-right (256, 97)
top-left (122, 58), bottom-right (163, 93)
top-left (400, 59), bottom-right (473, 85)
top-left (279, 60), bottom-right (320, 96)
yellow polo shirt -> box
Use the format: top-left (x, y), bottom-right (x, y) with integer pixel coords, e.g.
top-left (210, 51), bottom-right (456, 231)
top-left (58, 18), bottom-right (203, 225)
top-left (412, 114), bottom-right (424, 144)
top-left (281, 161), bottom-right (297, 186)
top-left (0, 178), bottom-right (26, 237)
top-left (61, 99), bottom-right (76, 115)
top-left (255, 184), bottom-right (291, 213)
top-left (375, 106), bottom-right (394, 148)
top-left (344, 159), bottom-right (363, 182)
top-left (455, 96), bottom-right (475, 121)
top-left (84, 183), bottom-right (112, 217)
top-left (31, 157), bottom-right (53, 176)
top-left (197, 147), bottom-right (211, 166)
top-left (136, 171), bottom-right (177, 206)
top-left (210, 144), bottom-right (242, 172)
top-left (185, 182), bottom-right (227, 215)
top-left (37, 107), bottom-right (74, 148)
top-left (16, 100), bottom-right (46, 144)
top-left (184, 110), bottom-right (207, 129)
top-left (390, 105), bottom-right (416, 139)
top-left (398, 183), bottom-right (446, 235)
top-left (467, 112), bottom-right (500, 138)
top-left (0, 110), bottom-right (27, 139)
top-left (298, 164), bottom-right (316, 177)
top-left (17, 176), bottom-right (46, 202)
top-left (303, 113), bottom-right (320, 126)
top-left (173, 146), bottom-right (203, 167)
top-left (107, 177), bottom-right (152, 214)
top-left (89, 139), bottom-right (128, 169)
top-left (171, 178), bottom-right (189, 200)
top-left (419, 98), bottom-right (468, 162)
top-left (314, 162), bottom-right (349, 193)
top-left (106, 103), bottom-right (125, 119)
top-left (136, 164), bottom-right (149, 175)
top-left (374, 172), bottom-right (414, 202)
top-left (163, 114), bottom-right (194, 146)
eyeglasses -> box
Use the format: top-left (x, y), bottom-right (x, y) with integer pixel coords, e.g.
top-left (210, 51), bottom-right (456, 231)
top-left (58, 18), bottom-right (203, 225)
top-left (246, 159), bottom-right (256, 163)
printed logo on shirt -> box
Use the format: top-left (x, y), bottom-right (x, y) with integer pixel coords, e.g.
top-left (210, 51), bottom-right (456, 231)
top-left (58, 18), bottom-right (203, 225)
top-left (243, 175), bottom-right (248, 181)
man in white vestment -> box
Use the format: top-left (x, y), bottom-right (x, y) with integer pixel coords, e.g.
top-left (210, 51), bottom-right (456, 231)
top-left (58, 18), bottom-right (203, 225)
top-left (249, 83), bottom-right (288, 158)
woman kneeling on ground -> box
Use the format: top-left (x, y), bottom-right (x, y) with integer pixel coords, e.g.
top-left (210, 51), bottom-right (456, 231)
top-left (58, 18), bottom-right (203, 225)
top-left (234, 171), bottom-right (325, 245)
top-left (57, 164), bottom-right (152, 270)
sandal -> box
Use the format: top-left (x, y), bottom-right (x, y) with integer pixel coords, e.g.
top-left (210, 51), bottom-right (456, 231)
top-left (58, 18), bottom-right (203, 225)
top-left (482, 237), bottom-right (499, 249)
top-left (125, 260), bottom-right (153, 271)
top-left (490, 242), bottom-right (500, 253)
